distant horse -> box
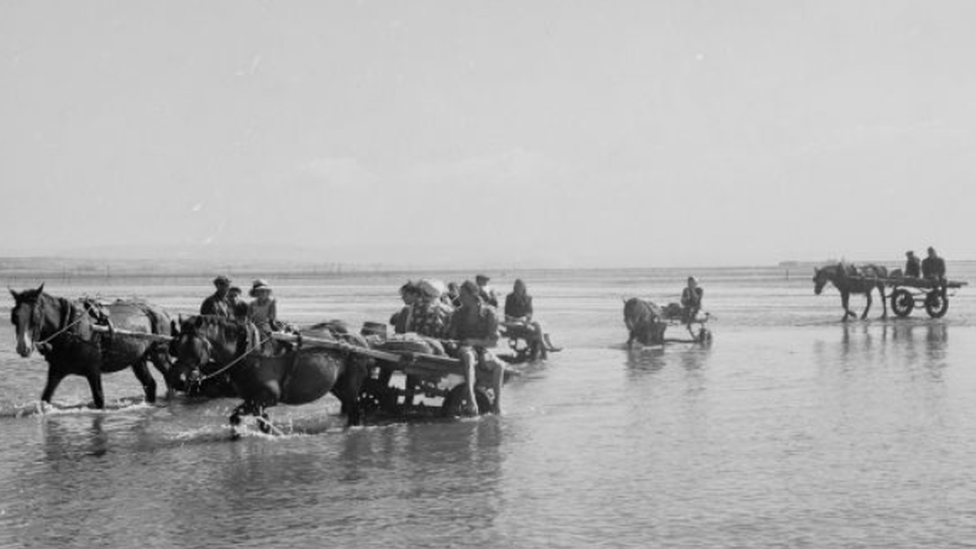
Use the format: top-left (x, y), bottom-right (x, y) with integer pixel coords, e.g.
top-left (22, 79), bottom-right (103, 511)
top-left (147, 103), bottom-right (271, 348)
top-left (813, 263), bottom-right (889, 321)
top-left (623, 298), bottom-right (668, 348)
top-left (170, 316), bottom-right (369, 433)
top-left (9, 284), bottom-right (174, 408)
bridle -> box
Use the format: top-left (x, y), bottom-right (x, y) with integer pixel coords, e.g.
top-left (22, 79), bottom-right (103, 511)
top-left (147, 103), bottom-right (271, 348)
top-left (173, 327), bottom-right (269, 387)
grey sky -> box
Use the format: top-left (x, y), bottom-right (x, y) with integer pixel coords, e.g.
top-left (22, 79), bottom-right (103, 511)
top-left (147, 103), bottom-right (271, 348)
top-left (2, 1), bottom-right (974, 268)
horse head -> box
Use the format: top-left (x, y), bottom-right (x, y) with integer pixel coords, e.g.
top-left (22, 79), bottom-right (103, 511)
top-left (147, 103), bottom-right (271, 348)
top-left (170, 315), bottom-right (255, 392)
top-left (812, 267), bottom-right (830, 295)
top-left (9, 284), bottom-right (49, 357)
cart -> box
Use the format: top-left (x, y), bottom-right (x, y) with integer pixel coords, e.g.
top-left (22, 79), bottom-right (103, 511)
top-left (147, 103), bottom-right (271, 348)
top-left (886, 277), bottom-right (968, 318)
top-left (274, 332), bottom-right (514, 418)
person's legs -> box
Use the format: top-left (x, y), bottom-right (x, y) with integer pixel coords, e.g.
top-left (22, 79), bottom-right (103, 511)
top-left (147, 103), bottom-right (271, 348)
top-left (459, 346), bottom-right (479, 415)
top-left (481, 353), bottom-right (505, 414)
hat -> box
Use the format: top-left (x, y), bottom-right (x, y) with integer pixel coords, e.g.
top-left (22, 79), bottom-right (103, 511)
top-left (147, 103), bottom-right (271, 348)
top-left (475, 274), bottom-right (490, 283)
top-left (213, 275), bottom-right (231, 287)
top-left (906, 250), bottom-right (915, 256)
top-left (418, 278), bottom-right (447, 298)
top-left (228, 286), bottom-right (243, 295)
top-left (249, 279), bottom-right (272, 297)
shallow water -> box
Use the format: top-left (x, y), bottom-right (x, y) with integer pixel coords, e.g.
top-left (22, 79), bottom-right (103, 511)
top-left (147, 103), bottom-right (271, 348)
top-left (1, 265), bottom-right (975, 548)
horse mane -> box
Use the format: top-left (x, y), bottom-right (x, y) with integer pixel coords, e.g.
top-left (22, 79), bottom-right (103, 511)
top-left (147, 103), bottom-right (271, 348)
top-left (185, 315), bottom-right (260, 354)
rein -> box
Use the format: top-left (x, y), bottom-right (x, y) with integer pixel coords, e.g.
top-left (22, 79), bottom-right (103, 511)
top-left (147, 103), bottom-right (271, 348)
top-left (194, 333), bottom-right (272, 382)
top-left (31, 297), bottom-right (87, 346)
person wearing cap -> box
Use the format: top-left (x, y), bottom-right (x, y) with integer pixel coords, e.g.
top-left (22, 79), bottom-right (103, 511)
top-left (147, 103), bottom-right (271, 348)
top-left (680, 276), bottom-right (704, 325)
top-left (446, 280), bottom-right (506, 415)
top-left (475, 274), bottom-right (498, 308)
top-left (247, 279), bottom-right (279, 354)
top-left (200, 275), bottom-right (233, 317)
top-left (904, 251), bottom-right (921, 278)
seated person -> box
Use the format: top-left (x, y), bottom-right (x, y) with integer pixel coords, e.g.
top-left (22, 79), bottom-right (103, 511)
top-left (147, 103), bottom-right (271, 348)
top-left (921, 246), bottom-right (946, 282)
top-left (200, 275), bottom-right (233, 317)
top-left (475, 274), bottom-right (499, 308)
top-left (680, 276), bottom-right (704, 325)
top-left (408, 279), bottom-right (454, 339)
top-left (503, 279), bottom-right (557, 360)
top-left (247, 279), bottom-right (279, 355)
top-left (227, 286), bottom-right (249, 321)
top-left (904, 251), bottom-right (921, 278)
top-left (447, 280), bottom-right (506, 415)
top-left (390, 281), bottom-right (420, 335)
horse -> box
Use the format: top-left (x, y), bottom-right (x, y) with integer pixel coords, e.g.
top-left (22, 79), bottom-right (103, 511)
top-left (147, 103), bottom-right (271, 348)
top-left (813, 263), bottom-right (889, 321)
top-left (170, 316), bottom-right (369, 433)
top-left (623, 297), bottom-right (669, 348)
top-left (9, 284), bottom-right (175, 409)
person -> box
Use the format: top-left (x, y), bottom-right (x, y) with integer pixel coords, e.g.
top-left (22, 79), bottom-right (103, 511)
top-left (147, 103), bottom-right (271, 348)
top-left (503, 279), bottom-right (558, 360)
top-left (904, 251), bottom-right (921, 278)
top-left (444, 282), bottom-right (462, 308)
top-left (247, 279), bottom-right (279, 354)
top-left (921, 247), bottom-right (946, 282)
top-left (447, 280), bottom-right (505, 415)
top-left (408, 279), bottom-right (454, 339)
top-left (200, 275), bottom-right (233, 317)
top-left (227, 286), bottom-right (249, 321)
top-left (475, 274), bottom-right (499, 307)
top-left (680, 276), bottom-right (704, 325)
top-left (390, 281), bottom-right (420, 335)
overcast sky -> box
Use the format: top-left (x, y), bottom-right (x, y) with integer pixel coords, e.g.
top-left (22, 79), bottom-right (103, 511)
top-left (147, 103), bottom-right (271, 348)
top-left (2, 1), bottom-right (974, 268)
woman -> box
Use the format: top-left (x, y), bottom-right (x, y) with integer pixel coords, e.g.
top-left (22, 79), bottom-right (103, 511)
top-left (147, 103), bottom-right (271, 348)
top-left (504, 279), bottom-right (558, 360)
top-left (247, 279), bottom-right (279, 355)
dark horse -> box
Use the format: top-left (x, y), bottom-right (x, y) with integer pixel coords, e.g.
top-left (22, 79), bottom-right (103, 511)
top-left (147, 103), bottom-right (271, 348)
top-left (813, 263), bottom-right (889, 321)
top-left (9, 284), bottom-right (174, 408)
top-left (623, 297), bottom-right (668, 348)
top-left (170, 316), bottom-right (369, 433)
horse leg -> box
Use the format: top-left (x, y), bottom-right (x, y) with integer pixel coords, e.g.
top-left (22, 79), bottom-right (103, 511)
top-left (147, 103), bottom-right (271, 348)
top-left (841, 292), bottom-right (855, 321)
top-left (40, 368), bottom-right (67, 406)
top-left (131, 359), bottom-right (157, 404)
top-left (334, 361), bottom-right (367, 428)
top-left (148, 345), bottom-right (176, 399)
top-left (878, 284), bottom-right (888, 318)
top-left (862, 291), bottom-right (872, 320)
top-left (85, 372), bottom-right (106, 409)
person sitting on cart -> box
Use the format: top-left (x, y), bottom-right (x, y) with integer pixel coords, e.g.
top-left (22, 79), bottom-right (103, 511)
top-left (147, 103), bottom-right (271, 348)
top-left (904, 251), bottom-right (921, 278)
top-left (475, 274), bottom-right (499, 308)
top-left (680, 276), bottom-right (704, 325)
top-left (922, 247), bottom-right (946, 282)
top-left (922, 246), bottom-right (948, 299)
top-left (390, 281), bottom-right (421, 335)
top-left (504, 279), bottom-right (558, 360)
top-left (447, 280), bottom-right (505, 415)
top-left (247, 279), bottom-right (281, 355)
top-left (409, 280), bottom-right (454, 338)
top-left (200, 275), bottom-right (233, 317)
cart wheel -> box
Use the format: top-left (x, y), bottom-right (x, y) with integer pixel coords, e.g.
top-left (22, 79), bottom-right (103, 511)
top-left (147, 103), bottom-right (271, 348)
top-left (442, 386), bottom-right (492, 418)
top-left (890, 289), bottom-right (914, 317)
top-left (924, 291), bottom-right (949, 318)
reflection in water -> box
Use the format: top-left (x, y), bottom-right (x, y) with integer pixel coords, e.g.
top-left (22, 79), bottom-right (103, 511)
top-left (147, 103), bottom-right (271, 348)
top-left (815, 321), bottom-right (951, 383)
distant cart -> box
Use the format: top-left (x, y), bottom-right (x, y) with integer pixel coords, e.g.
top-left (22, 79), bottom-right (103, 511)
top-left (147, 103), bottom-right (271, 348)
top-left (885, 277), bottom-right (968, 318)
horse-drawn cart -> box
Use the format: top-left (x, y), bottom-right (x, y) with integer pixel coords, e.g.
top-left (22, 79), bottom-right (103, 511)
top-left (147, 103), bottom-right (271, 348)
top-left (886, 277), bottom-right (967, 318)
top-left (272, 332), bottom-right (513, 419)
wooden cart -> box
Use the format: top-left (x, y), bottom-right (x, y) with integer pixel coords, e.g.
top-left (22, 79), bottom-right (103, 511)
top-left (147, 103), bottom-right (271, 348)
top-left (886, 277), bottom-right (968, 318)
